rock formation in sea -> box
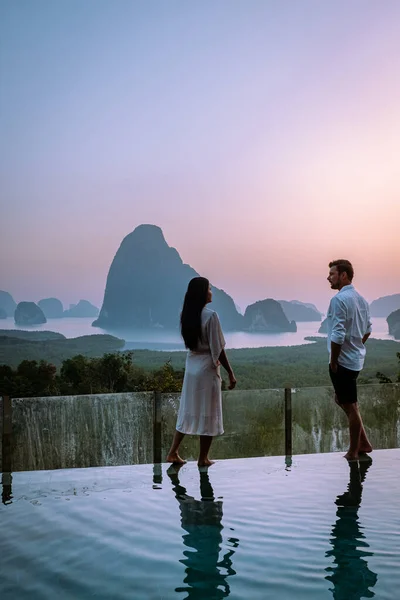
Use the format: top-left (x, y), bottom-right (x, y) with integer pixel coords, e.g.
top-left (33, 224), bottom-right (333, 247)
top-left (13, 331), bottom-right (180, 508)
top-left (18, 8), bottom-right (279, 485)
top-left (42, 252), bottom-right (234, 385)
top-left (0, 290), bottom-right (17, 317)
top-left (243, 299), bottom-right (297, 332)
top-left (279, 300), bottom-right (322, 322)
top-left (387, 309), bottom-right (400, 340)
top-left (14, 302), bottom-right (47, 325)
top-left (38, 298), bottom-right (64, 318)
top-left (64, 300), bottom-right (99, 318)
top-left (93, 224), bottom-right (243, 331)
top-left (370, 294), bottom-right (400, 318)
top-left (318, 318), bottom-right (328, 334)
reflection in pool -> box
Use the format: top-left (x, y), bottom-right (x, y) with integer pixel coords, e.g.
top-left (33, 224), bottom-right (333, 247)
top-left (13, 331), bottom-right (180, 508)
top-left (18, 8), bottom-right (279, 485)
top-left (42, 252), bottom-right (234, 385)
top-left (168, 465), bottom-right (239, 598)
top-left (325, 457), bottom-right (377, 599)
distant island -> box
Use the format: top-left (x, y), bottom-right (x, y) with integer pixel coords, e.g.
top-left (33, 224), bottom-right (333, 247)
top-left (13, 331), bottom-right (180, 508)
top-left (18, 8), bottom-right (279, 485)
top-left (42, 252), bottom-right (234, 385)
top-left (278, 300), bottom-right (322, 322)
top-left (0, 292), bottom-right (99, 323)
top-left (93, 224), bottom-right (300, 333)
top-left (92, 224), bottom-right (243, 331)
top-left (370, 294), bottom-right (400, 318)
top-left (0, 290), bottom-right (17, 317)
top-left (244, 299), bottom-right (296, 332)
top-left (63, 299), bottom-right (99, 318)
top-left (387, 309), bottom-right (400, 340)
top-left (38, 298), bottom-right (64, 318)
top-left (14, 302), bottom-right (47, 326)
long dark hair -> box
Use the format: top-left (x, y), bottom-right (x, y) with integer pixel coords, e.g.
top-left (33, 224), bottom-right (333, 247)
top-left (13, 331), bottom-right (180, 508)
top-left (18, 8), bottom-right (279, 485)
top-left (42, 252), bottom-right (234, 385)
top-left (180, 277), bottom-right (209, 350)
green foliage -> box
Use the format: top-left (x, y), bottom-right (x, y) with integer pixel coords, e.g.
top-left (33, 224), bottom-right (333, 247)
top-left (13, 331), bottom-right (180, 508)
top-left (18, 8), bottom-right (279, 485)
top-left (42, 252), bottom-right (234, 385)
top-left (376, 352), bottom-right (400, 384)
top-left (0, 360), bottom-right (58, 397)
top-left (60, 352), bottom-right (140, 394)
top-left (0, 333), bottom-right (125, 368)
top-left (150, 360), bottom-right (183, 392)
top-left (128, 338), bottom-right (400, 389)
top-left (1, 335), bottom-right (399, 397)
top-left (0, 352), bottom-right (184, 397)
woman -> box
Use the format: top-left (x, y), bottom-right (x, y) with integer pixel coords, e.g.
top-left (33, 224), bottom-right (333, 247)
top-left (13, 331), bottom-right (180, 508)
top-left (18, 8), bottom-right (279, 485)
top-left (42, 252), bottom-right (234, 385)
top-left (166, 277), bottom-right (236, 467)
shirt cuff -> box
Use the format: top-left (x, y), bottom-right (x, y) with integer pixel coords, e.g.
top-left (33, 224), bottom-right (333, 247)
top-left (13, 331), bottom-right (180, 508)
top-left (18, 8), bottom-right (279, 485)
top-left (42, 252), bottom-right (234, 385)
top-left (330, 333), bottom-right (344, 345)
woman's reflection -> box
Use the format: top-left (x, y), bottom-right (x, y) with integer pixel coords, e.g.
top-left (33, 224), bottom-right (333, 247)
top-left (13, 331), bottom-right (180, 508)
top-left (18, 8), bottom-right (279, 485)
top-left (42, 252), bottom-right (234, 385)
top-left (325, 458), bottom-right (377, 599)
top-left (167, 465), bottom-right (238, 599)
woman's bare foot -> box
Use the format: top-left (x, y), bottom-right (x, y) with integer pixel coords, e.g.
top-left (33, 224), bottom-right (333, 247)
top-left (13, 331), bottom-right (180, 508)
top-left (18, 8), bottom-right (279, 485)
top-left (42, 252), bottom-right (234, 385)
top-left (166, 453), bottom-right (186, 464)
top-left (197, 458), bottom-right (215, 467)
top-left (344, 451), bottom-right (359, 461)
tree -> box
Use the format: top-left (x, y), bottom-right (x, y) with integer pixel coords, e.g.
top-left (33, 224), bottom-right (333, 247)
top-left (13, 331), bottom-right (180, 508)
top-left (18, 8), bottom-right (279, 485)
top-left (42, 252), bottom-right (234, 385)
top-left (0, 360), bottom-right (58, 397)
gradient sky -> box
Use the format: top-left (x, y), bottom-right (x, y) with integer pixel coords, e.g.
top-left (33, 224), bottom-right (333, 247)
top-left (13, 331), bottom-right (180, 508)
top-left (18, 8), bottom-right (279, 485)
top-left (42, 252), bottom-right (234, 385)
top-left (1, 0), bottom-right (399, 313)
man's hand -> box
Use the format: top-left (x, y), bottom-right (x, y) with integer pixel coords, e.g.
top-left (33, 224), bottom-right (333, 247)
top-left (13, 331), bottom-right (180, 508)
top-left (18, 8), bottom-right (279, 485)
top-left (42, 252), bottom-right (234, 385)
top-left (228, 372), bottom-right (237, 390)
top-left (330, 361), bottom-right (338, 373)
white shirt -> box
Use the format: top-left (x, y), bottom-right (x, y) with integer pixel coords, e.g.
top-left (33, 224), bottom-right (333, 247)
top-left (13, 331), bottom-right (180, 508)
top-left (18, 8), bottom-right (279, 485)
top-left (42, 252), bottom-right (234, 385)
top-left (326, 284), bottom-right (372, 371)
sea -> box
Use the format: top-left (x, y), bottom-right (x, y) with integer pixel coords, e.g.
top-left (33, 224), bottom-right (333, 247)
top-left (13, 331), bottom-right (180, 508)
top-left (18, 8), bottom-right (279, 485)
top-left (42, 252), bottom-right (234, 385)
top-left (0, 317), bottom-right (396, 351)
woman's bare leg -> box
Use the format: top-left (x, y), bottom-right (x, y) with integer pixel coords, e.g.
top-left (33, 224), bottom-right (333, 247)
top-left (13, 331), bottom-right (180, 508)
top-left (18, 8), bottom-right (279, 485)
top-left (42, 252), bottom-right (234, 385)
top-left (166, 430), bottom-right (186, 464)
top-left (198, 435), bottom-right (214, 467)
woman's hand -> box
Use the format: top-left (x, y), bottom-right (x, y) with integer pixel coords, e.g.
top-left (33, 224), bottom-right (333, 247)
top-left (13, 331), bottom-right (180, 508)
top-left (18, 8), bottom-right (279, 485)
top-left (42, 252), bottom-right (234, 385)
top-left (228, 372), bottom-right (237, 390)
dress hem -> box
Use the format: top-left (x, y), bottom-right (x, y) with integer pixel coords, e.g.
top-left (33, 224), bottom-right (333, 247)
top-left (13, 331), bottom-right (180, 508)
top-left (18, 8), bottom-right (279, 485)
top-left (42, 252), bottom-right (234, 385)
top-left (176, 427), bottom-right (224, 437)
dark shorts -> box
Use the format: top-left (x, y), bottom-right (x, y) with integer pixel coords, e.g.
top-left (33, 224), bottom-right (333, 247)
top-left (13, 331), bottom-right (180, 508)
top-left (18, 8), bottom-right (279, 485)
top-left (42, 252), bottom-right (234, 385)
top-left (329, 364), bottom-right (360, 404)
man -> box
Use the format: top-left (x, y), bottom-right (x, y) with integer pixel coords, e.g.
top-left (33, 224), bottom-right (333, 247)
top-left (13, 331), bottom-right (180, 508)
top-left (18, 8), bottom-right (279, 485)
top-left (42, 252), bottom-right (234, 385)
top-left (326, 259), bottom-right (373, 460)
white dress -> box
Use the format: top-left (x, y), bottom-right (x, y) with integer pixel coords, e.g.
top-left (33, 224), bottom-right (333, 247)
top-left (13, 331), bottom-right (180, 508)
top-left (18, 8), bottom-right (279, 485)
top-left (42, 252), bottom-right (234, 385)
top-left (176, 307), bottom-right (226, 436)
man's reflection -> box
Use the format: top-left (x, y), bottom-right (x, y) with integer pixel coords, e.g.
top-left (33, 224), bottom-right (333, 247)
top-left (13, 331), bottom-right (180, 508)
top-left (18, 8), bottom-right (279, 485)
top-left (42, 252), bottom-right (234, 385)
top-left (167, 465), bottom-right (238, 599)
top-left (1, 472), bottom-right (12, 505)
top-left (325, 458), bottom-right (377, 599)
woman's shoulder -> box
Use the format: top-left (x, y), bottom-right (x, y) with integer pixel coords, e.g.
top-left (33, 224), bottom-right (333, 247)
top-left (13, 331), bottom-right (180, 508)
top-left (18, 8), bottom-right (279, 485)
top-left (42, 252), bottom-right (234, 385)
top-left (201, 307), bottom-right (219, 322)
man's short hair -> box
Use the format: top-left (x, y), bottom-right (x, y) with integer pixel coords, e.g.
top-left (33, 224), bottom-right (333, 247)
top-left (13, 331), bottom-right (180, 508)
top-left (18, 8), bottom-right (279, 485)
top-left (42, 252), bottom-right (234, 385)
top-left (329, 259), bottom-right (354, 281)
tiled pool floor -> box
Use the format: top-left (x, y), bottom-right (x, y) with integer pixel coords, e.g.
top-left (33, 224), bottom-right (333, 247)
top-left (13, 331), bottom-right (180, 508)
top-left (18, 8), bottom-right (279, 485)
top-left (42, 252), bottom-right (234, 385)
top-left (1, 450), bottom-right (399, 599)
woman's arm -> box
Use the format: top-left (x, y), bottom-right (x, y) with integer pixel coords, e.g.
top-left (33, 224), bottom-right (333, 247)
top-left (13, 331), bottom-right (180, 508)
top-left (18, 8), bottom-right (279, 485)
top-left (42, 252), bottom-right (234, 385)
top-left (218, 349), bottom-right (236, 389)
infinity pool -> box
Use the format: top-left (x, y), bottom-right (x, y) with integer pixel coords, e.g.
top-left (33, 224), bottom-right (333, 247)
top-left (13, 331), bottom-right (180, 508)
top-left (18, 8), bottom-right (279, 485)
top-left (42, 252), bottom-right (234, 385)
top-left (1, 450), bottom-right (399, 599)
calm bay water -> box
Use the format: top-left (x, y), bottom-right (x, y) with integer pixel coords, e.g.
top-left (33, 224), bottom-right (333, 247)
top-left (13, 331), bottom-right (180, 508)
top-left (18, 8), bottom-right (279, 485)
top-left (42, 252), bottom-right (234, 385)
top-left (0, 316), bottom-right (396, 349)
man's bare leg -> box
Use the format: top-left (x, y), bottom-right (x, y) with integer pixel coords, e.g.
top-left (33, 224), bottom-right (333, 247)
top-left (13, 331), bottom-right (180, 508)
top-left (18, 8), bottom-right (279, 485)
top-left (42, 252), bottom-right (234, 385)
top-left (340, 402), bottom-right (363, 460)
top-left (359, 427), bottom-right (373, 453)
top-left (198, 435), bottom-right (214, 467)
top-left (166, 430), bottom-right (187, 464)
top-left (335, 395), bottom-right (372, 455)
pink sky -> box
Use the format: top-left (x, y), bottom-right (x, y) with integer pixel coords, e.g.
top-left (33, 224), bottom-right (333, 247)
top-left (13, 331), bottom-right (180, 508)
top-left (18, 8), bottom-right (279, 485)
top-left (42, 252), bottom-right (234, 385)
top-left (1, 1), bottom-right (399, 313)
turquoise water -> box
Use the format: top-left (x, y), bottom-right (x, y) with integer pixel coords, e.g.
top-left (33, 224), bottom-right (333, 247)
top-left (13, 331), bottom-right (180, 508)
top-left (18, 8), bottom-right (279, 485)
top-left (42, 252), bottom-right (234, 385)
top-left (1, 450), bottom-right (399, 599)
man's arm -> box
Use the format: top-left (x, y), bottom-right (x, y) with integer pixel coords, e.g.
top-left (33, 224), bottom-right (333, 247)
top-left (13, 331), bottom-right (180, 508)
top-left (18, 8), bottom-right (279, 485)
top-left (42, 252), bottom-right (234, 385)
top-left (330, 341), bottom-right (342, 371)
top-left (362, 332), bottom-right (371, 344)
top-left (330, 298), bottom-right (347, 372)
top-left (363, 305), bottom-right (372, 345)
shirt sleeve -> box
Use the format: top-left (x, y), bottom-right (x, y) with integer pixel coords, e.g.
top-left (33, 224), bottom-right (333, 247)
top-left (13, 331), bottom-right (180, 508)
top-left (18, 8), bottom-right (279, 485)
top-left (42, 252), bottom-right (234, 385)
top-left (366, 304), bottom-right (372, 334)
top-left (206, 312), bottom-right (226, 367)
top-left (330, 297), bottom-right (347, 345)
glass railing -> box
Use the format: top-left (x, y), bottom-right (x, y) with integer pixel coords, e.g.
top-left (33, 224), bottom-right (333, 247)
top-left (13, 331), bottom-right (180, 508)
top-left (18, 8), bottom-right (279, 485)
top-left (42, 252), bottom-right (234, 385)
top-left (1, 383), bottom-right (399, 472)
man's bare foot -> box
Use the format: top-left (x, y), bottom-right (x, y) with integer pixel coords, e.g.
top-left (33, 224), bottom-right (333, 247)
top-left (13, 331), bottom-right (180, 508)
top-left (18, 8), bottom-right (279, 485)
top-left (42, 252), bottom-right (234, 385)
top-left (197, 459), bottom-right (215, 467)
top-left (359, 444), bottom-right (373, 454)
top-left (344, 451), bottom-right (359, 461)
top-left (166, 453), bottom-right (186, 464)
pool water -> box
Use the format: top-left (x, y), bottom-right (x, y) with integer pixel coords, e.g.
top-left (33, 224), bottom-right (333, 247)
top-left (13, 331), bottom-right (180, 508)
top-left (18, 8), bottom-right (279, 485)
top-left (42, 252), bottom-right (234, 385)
top-left (1, 450), bottom-right (399, 599)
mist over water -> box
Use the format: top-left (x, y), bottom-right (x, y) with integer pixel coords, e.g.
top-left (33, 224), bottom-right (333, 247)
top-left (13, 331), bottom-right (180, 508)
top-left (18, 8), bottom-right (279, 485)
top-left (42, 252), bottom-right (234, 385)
top-left (0, 317), bottom-right (396, 350)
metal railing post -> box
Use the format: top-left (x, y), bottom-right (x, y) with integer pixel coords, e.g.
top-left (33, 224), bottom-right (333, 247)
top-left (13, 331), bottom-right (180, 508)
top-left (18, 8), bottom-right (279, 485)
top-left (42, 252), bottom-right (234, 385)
top-left (284, 388), bottom-right (292, 458)
top-left (153, 391), bottom-right (162, 465)
top-left (1, 395), bottom-right (12, 473)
